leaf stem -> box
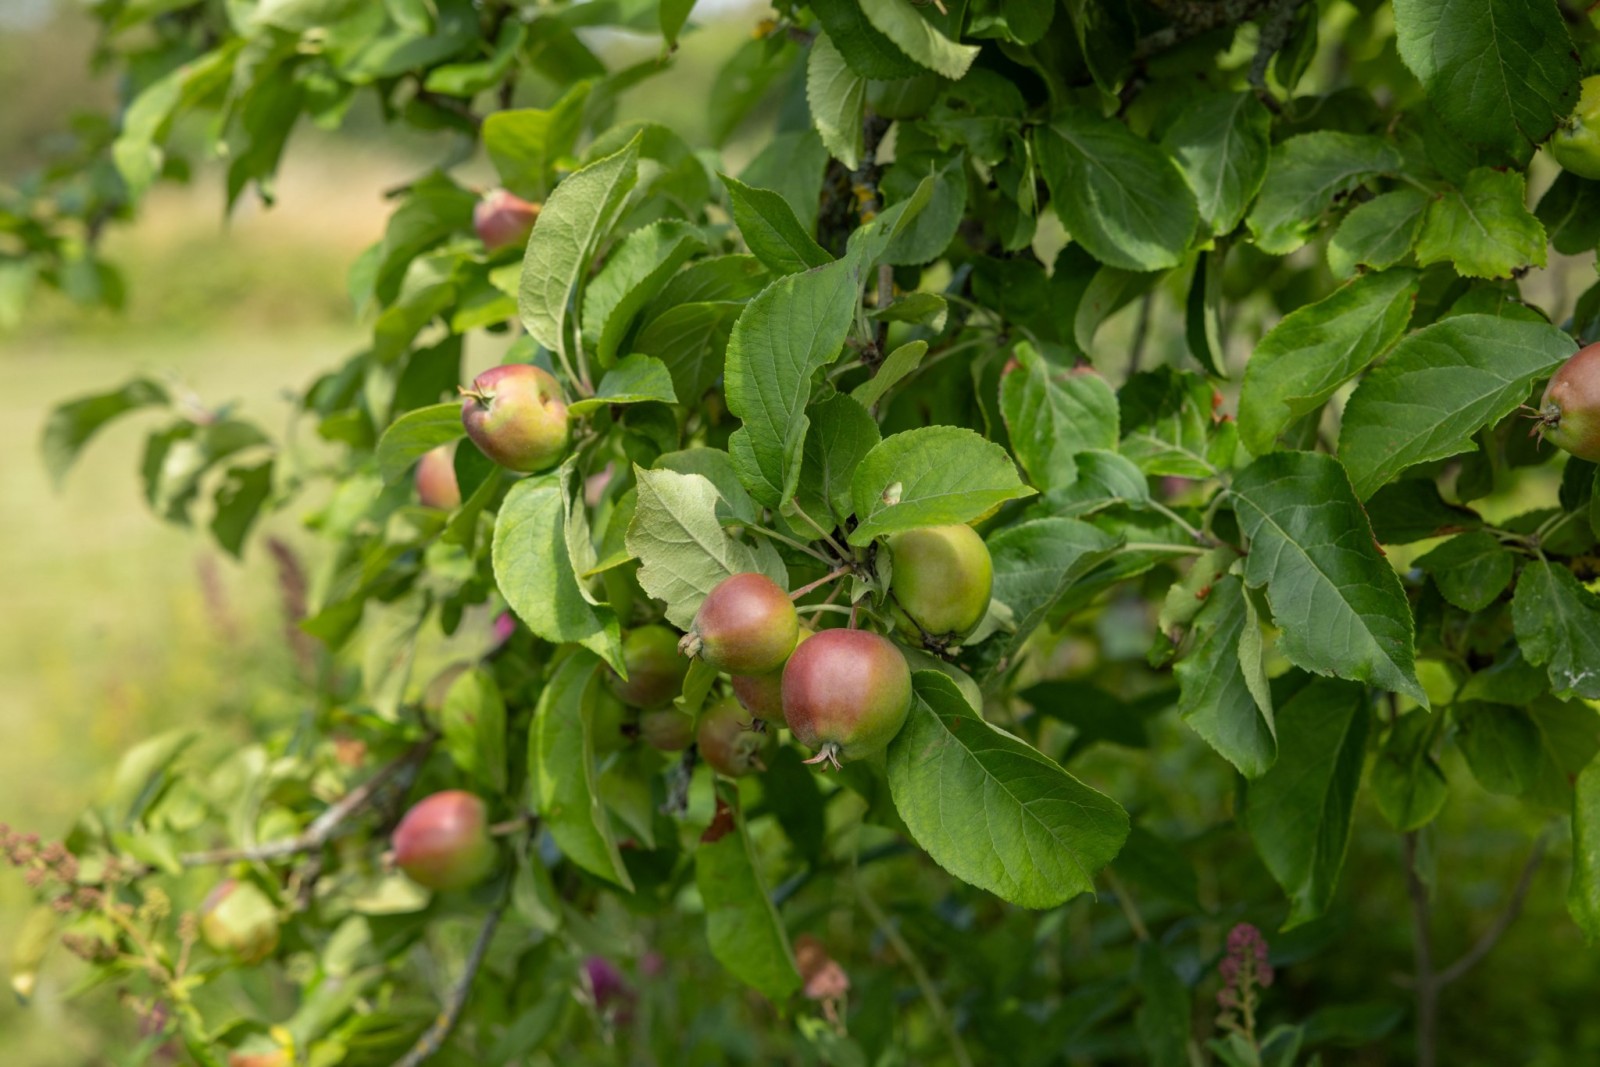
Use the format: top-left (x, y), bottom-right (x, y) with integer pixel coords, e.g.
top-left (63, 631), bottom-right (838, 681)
top-left (741, 521), bottom-right (835, 565)
top-left (796, 603), bottom-right (854, 617)
top-left (1145, 499), bottom-right (1210, 545)
top-left (1122, 542), bottom-right (1211, 556)
top-left (789, 501), bottom-right (852, 562)
top-left (1102, 868), bottom-right (1150, 942)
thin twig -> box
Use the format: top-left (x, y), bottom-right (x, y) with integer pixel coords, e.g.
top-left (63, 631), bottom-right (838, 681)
top-left (791, 565), bottom-right (854, 601)
top-left (789, 502), bottom-right (852, 563)
top-left (1435, 833), bottom-right (1549, 987)
top-left (857, 882), bottom-right (975, 1067)
top-left (1403, 832), bottom-right (1438, 1067)
top-left (179, 735), bottom-right (436, 867)
top-left (740, 521), bottom-right (836, 565)
top-left (392, 886), bottom-right (511, 1067)
top-left (1103, 868), bottom-right (1150, 942)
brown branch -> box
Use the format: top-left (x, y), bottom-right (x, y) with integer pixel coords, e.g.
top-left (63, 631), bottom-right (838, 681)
top-left (178, 734), bottom-right (436, 867)
top-left (392, 886), bottom-right (510, 1067)
top-left (1135, 0), bottom-right (1274, 61)
top-left (1247, 0), bottom-right (1310, 111)
top-left (1435, 833), bottom-right (1549, 987)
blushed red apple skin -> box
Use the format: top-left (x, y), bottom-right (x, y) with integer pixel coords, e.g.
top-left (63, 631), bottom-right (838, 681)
top-left (730, 624), bottom-right (812, 721)
top-left (609, 625), bottom-right (689, 709)
top-left (684, 573), bottom-right (798, 675)
top-left (886, 524), bottom-right (993, 641)
top-left (392, 790), bottom-right (496, 891)
top-left (474, 189), bottom-right (540, 252)
top-left (460, 364), bottom-right (570, 473)
top-left (697, 697), bottom-right (774, 778)
top-left (415, 445), bottom-right (461, 509)
top-left (782, 628), bottom-right (912, 764)
top-left (1540, 342), bottom-right (1600, 462)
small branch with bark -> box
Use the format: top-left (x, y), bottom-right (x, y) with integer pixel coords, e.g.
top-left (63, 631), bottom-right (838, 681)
top-left (392, 884), bottom-right (512, 1067)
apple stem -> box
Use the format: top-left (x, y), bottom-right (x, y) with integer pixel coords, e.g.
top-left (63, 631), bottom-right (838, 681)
top-left (790, 565), bottom-right (853, 601)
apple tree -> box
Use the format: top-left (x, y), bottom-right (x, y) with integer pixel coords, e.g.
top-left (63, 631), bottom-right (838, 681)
top-left (9, 0), bottom-right (1600, 1064)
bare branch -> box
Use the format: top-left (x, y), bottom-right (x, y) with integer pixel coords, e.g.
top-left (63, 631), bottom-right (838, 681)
top-left (1403, 831), bottom-right (1438, 1067)
top-left (179, 734), bottom-right (436, 867)
top-left (392, 888), bottom-right (511, 1067)
top-left (1436, 833), bottom-right (1549, 987)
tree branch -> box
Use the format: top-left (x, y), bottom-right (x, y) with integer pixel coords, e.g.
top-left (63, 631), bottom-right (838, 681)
top-left (857, 881), bottom-right (974, 1067)
top-left (1135, 0), bottom-right (1274, 61)
top-left (1403, 832), bottom-right (1438, 1067)
top-left (178, 734), bottom-right (436, 867)
top-left (1435, 833), bottom-right (1549, 987)
top-left (392, 886), bottom-right (511, 1067)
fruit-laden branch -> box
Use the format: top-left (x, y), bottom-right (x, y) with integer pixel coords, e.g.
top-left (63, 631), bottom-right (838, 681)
top-left (1136, 0), bottom-right (1275, 59)
top-left (178, 733), bottom-right (437, 867)
top-left (392, 884), bottom-right (512, 1067)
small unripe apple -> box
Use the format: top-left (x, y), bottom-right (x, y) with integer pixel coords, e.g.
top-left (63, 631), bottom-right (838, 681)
top-left (415, 444), bottom-right (461, 509)
top-left (680, 573), bottom-right (798, 675)
top-left (460, 364), bottom-right (570, 474)
top-left (474, 188), bottom-right (540, 252)
top-left (637, 707), bottom-right (694, 752)
top-left (730, 624), bottom-right (813, 721)
top-left (609, 625), bottom-right (689, 709)
top-left (1539, 342), bottom-right (1600, 461)
top-left (1552, 76), bottom-right (1600, 180)
top-left (697, 697), bottom-right (775, 777)
top-left (199, 880), bottom-right (280, 964)
top-left (886, 524), bottom-right (992, 642)
top-left (782, 628), bottom-right (912, 769)
top-left (392, 791), bottom-right (496, 891)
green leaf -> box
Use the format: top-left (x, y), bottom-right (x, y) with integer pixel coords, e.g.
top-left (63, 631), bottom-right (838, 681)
top-left (988, 517), bottom-right (1122, 660)
top-left (1512, 561), bottom-right (1600, 700)
top-left (1175, 576), bottom-right (1277, 778)
top-left (532, 651), bottom-right (634, 890)
top-left (1414, 167), bottom-right (1547, 280)
top-left (809, 0), bottom-right (925, 79)
top-left (881, 151), bottom-right (967, 266)
top-left (518, 134), bottom-right (641, 377)
top-left (661, 0), bottom-right (695, 47)
top-left (1161, 91), bottom-right (1271, 235)
top-left (797, 394), bottom-right (881, 526)
top-left (1328, 189), bottom-right (1430, 279)
top-left (861, 0), bottom-right (979, 79)
top-left (1338, 314), bottom-right (1576, 498)
top-left (1535, 171), bottom-right (1600, 255)
top-left (696, 788), bottom-right (802, 1000)
top-left (375, 402), bottom-right (465, 483)
top-left (625, 466), bottom-right (787, 630)
top-left (1185, 250), bottom-right (1226, 377)
top-left (1120, 367), bottom-right (1226, 478)
top-left (1371, 712), bottom-right (1447, 831)
top-left (635, 300), bottom-right (743, 403)
top-left (582, 219), bottom-right (706, 367)
top-left (1393, 0), bottom-right (1579, 163)
top-left (1237, 269), bottom-right (1419, 456)
top-left (440, 666), bottom-right (508, 793)
top-left (724, 252), bottom-right (865, 508)
top-left (1036, 111), bottom-right (1198, 271)
top-left (567, 354), bottom-right (678, 417)
top-left (1136, 942), bottom-right (1192, 1067)
top-left (102, 729), bottom-right (194, 827)
top-left (42, 377), bottom-right (170, 486)
top-left (851, 339), bottom-right (928, 410)
top-left (1246, 132), bottom-right (1402, 255)
top-left (847, 425), bottom-right (1035, 544)
top-left (492, 479), bottom-right (623, 669)
top-left (483, 83), bottom-right (591, 199)
top-left (210, 460), bottom-right (274, 558)
top-left (886, 672), bottom-right (1130, 908)
top-left (1245, 679), bottom-right (1369, 928)
top-left (1414, 531), bottom-right (1514, 611)
top-left (1570, 757), bottom-right (1600, 939)
top-left (1231, 451), bottom-right (1425, 704)
top-left (999, 344), bottom-right (1119, 491)
top-left (808, 32), bottom-right (867, 169)
top-left (1453, 702), bottom-right (1541, 796)
top-left (722, 175), bottom-right (832, 275)
top-left (1366, 479), bottom-right (1482, 544)
top-left (1038, 450), bottom-right (1151, 518)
